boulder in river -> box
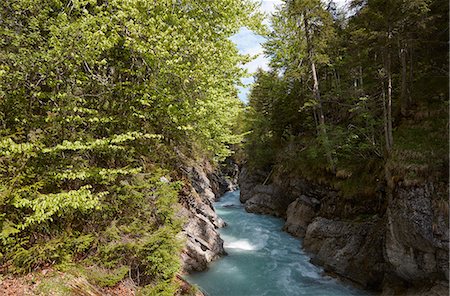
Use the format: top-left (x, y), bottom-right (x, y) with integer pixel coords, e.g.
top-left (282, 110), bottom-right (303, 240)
top-left (283, 195), bottom-right (320, 238)
top-left (243, 184), bottom-right (287, 217)
top-left (238, 166), bottom-right (267, 203)
top-left (303, 216), bottom-right (386, 289)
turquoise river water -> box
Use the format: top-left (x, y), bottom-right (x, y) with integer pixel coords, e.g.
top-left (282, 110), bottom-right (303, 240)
top-left (185, 190), bottom-right (368, 296)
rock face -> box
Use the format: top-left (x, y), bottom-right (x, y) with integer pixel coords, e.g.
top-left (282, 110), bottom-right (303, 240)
top-left (244, 184), bottom-right (286, 216)
top-left (303, 217), bottom-right (385, 289)
top-left (208, 158), bottom-right (239, 199)
top-left (179, 159), bottom-right (238, 272)
top-left (283, 195), bottom-right (319, 237)
top-left (384, 183), bottom-right (449, 284)
top-left (238, 166), bottom-right (267, 203)
top-left (238, 167), bottom-right (297, 217)
top-left (239, 165), bottom-right (449, 294)
top-left (179, 187), bottom-right (225, 272)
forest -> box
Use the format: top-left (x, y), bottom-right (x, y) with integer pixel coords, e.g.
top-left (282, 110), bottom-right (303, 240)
top-left (0, 0), bottom-right (262, 294)
top-left (0, 0), bottom-right (448, 295)
top-left (245, 0), bottom-right (448, 197)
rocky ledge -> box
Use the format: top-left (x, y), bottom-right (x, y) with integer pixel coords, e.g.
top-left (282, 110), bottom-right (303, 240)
top-left (304, 216), bottom-right (385, 289)
top-left (239, 165), bottom-right (449, 295)
top-left (239, 167), bottom-right (295, 217)
top-left (179, 159), bottom-right (238, 272)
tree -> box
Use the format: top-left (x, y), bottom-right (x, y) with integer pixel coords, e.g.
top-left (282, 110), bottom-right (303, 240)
top-left (349, 0), bottom-right (434, 153)
top-left (265, 0), bottom-right (336, 170)
top-left (0, 0), bottom-right (262, 290)
top-left (245, 0), bottom-right (447, 178)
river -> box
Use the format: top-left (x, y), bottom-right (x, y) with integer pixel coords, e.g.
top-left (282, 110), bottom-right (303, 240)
top-left (185, 190), bottom-right (368, 296)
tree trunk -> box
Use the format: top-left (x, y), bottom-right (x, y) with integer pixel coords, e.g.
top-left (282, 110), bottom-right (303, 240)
top-left (313, 108), bottom-right (319, 134)
top-left (337, 70), bottom-right (341, 91)
top-left (381, 80), bottom-right (390, 153)
top-left (385, 29), bottom-right (394, 152)
top-left (408, 43), bottom-right (413, 105)
top-left (311, 61), bottom-right (325, 128)
top-left (333, 69), bottom-right (340, 90)
top-left (399, 39), bottom-right (408, 116)
top-left (359, 65), bottom-right (364, 90)
top-left (304, 14), bottom-right (334, 170)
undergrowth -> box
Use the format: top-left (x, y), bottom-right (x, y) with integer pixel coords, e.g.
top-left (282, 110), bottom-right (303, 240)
top-left (1, 170), bottom-right (184, 294)
top-left (387, 102), bottom-right (448, 187)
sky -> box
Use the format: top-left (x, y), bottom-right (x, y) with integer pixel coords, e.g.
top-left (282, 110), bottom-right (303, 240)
top-left (231, 0), bottom-right (349, 102)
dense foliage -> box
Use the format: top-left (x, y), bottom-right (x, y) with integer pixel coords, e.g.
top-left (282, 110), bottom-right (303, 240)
top-left (244, 0), bottom-right (448, 194)
top-left (0, 0), bottom-right (261, 293)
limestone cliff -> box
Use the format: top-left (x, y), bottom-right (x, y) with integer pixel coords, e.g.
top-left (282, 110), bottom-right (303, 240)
top-left (239, 165), bottom-right (449, 295)
top-left (179, 159), bottom-right (238, 272)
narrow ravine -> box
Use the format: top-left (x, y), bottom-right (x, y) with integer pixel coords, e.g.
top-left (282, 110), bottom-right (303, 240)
top-left (185, 190), bottom-right (368, 296)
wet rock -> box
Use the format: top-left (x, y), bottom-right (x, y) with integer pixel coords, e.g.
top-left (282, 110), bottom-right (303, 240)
top-left (238, 166), bottom-right (267, 203)
top-left (179, 160), bottom-right (238, 272)
top-left (283, 195), bottom-right (319, 238)
top-left (243, 184), bottom-right (285, 216)
top-left (239, 166), bottom-right (298, 217)
top-left (208, 162), bottom-right (239, 199)
top-left (381, 278), bottom-right (449, 296)
top-left (188, 164), bottom-right (216, 203)
top-left (238, 166), bottom-right (448, 294)
top-left (303, 217), bottom-right (386, 289)
top-left (211, 158), bottom-right (240, 197)
top-left (176, 275), bottom-right (206, 296)
top-left (385, 183), bottom-right (449, 283)
top-left (180, 206), bottom-right (226, 272)
top-left (179, 187), bottom-right (226, 273)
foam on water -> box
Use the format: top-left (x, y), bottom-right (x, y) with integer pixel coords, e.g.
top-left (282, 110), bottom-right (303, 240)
top-left (185, 190), bottom-right (369, 296)
top-left (225, 240), bottom-right (256, 251)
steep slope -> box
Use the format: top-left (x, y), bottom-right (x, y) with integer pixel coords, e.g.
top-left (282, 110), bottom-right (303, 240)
top-left (240, 108), bottom-right (449, 294)
top-left (179, 159), bottom-right (238, 272)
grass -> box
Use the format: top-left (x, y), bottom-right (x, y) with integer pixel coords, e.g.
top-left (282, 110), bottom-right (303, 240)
top-left (387, 104), bottom-right (448, 186)
top-left (32, 263), bottom-right (132, 295)
top-left (35, 272), bottom-right (76, 296)
top-left (56, 263), bottom-right (130, 288)
top-left (274, 135), bottom-right (382, 199)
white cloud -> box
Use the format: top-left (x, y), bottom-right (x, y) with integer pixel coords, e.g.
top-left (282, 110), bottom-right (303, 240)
top-left (244, 55), bottom-right (270, 73)
top-left (229, 28), bottom-right (265, 56)
top-left (260, 0), bottom-right (283, 19)
top-left (232, 1), bottom-right (282, 102)
top-left (334, 0), bottom-right (349, 8)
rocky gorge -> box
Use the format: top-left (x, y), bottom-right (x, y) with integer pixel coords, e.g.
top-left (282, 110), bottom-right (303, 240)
top-left (179, 158), bottom-right (239, 273)
top-left (238, 165), bottom-right (449, 295)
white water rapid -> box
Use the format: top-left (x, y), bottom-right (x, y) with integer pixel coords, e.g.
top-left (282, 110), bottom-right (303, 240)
top-left (185, 190), bottom-right (369, 296)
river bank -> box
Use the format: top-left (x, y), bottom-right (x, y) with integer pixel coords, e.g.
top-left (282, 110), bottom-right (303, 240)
top-left (185, 190), bottom-right (366, 296)
top-left (239, 165), bottom-right (449, 296)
